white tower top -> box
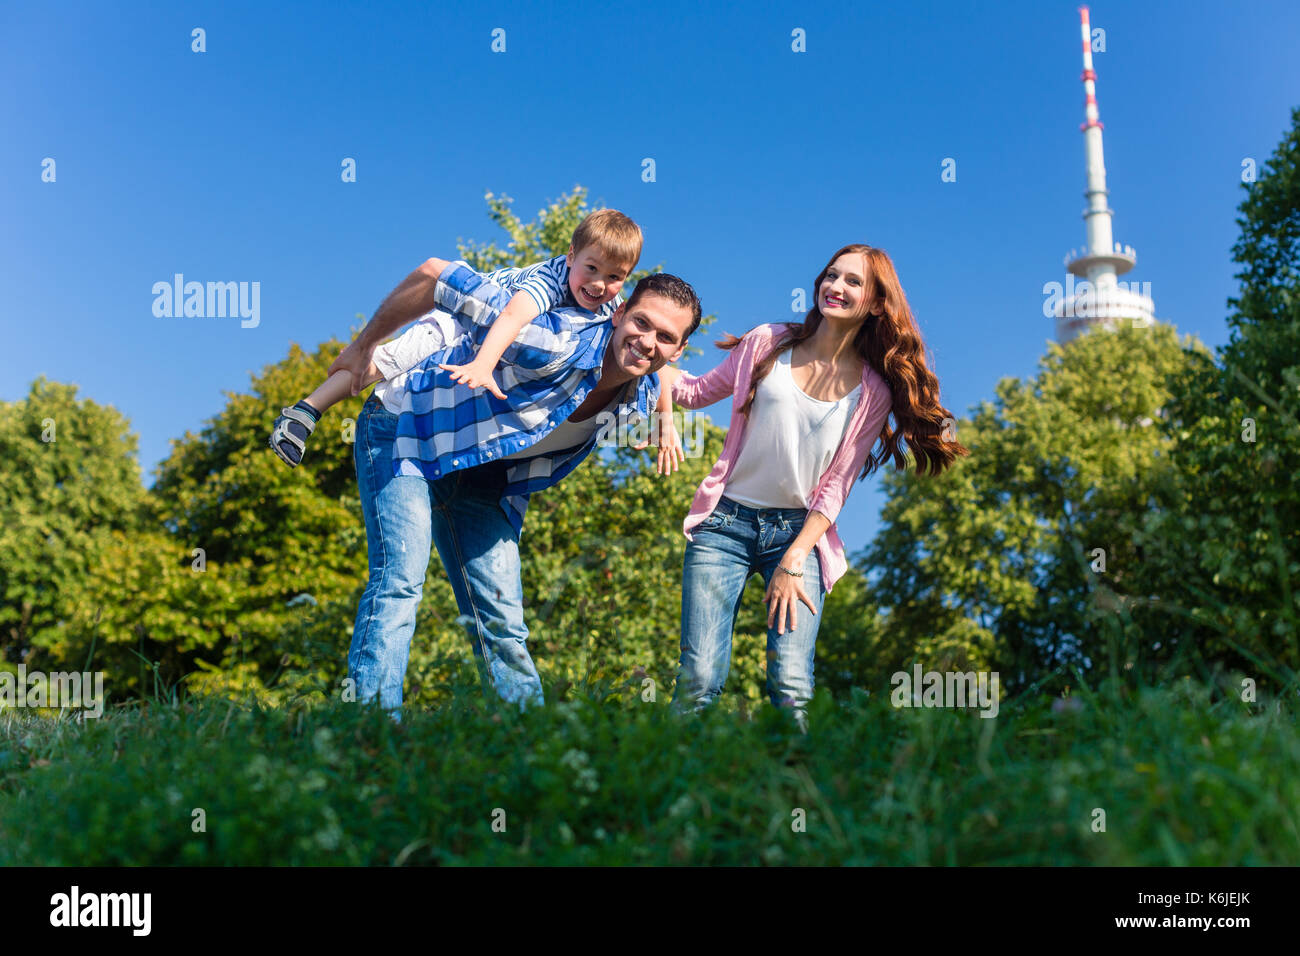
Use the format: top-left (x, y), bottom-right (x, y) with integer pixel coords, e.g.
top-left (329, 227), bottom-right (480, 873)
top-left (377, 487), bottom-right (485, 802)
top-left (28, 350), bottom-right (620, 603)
top-left (1054, 5), bottom-right (1156, 343)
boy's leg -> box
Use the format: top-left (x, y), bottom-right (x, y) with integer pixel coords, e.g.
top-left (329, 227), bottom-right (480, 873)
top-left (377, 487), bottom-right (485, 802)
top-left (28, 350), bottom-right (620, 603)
top-left (672, 500), bottom-right (755, 712)
top-left (427, 462), bottom-right (543, 708)
top-left (273, 364), bottom-right (386, 467)
top-left (305, 369), bottom-right (364, 416)
top-left (347, 395), bottom-right (434, 718)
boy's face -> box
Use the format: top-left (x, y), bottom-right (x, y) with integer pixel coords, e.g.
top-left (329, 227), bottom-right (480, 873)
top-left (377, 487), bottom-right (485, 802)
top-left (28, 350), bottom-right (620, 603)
top-left (566, 244), bottom-right (633, 312)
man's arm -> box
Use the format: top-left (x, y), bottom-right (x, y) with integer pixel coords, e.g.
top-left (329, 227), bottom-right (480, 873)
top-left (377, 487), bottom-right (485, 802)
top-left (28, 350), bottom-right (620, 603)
top-left (327, 257), bottom-right (452, 395)
top-left (656, 364), bottom-right (684, 398)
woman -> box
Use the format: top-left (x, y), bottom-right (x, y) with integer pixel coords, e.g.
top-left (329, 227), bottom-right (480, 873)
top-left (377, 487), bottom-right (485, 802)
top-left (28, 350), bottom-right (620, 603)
top-left (658, 244), bottom-right (968, 728)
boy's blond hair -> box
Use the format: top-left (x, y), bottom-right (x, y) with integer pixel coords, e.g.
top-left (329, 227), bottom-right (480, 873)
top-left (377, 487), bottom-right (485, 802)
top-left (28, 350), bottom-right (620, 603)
top-left (571, 209), bottom-right (642, 270)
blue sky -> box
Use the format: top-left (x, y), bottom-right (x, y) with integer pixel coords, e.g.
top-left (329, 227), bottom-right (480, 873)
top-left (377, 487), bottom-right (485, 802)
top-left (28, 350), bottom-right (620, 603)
top-left (4, 0), bottom-right (1298, 559)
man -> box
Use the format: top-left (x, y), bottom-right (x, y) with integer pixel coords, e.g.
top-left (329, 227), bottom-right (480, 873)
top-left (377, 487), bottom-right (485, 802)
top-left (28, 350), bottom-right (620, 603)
top-left (328, 258), bottom-right (702, 715)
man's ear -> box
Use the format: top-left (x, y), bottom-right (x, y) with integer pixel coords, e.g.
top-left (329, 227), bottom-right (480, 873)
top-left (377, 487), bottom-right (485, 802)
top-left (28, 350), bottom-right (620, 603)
top-left (667, 339), bottom-right (688, 364)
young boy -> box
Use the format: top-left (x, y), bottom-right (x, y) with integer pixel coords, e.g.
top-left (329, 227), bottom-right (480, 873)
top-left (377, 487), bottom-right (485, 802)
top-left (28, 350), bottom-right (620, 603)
top-left (269, 209), bottom-right (681, 469)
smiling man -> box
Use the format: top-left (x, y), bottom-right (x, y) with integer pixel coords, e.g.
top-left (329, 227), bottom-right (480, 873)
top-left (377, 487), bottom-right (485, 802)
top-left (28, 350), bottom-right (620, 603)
top-left (330, 260), bottom-right (702, 715)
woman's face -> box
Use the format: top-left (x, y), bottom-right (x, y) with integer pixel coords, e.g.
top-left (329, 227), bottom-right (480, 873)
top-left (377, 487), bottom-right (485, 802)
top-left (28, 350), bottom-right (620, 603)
top-left (818, 253), bottom-right (873, 321)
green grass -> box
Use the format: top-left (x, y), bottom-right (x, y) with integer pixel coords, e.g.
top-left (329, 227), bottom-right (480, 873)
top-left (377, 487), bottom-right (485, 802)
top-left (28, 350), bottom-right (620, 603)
top-left (1, 675), bottom-right (1296, 865)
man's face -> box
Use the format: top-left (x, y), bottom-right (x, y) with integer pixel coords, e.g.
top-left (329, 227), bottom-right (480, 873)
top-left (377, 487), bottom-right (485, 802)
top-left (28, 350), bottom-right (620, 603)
top-left (606, 292), bottom-right (692, 379)
top-left (566, 244), bottom-right (632, 312)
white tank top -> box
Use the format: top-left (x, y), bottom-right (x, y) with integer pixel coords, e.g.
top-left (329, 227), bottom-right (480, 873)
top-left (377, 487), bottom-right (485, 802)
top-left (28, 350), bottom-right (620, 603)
top-left (723, 349), bottom-right (861, 510)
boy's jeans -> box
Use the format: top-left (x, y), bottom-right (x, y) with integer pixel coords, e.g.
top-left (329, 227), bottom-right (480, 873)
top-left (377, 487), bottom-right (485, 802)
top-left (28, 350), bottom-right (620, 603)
top-left (672, 496), bottom-right (825, 726)
top-left (348, 395), bottom-right (544, 716)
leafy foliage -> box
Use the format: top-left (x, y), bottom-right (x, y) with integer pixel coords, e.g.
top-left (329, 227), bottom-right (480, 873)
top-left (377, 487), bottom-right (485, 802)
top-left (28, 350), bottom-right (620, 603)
top-left (0, 379), bottom-right (151, 669)
top-left (1142, 106), bottom-right (1300, 682)
top-left (14, 186), bottom-right (770, 706)
top-left (851, 323), bottom-right (1202, 692)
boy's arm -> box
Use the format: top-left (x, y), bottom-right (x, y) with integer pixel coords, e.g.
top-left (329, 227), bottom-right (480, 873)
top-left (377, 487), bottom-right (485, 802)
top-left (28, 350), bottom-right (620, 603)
top-left (440, 255), bottom-right (568, 399)
top-left (428, 260), bottom-right (517, 328)
top-left (328, 257), bottom-right (451, 395)
top-left (439, 291), bottom-right (543, 399)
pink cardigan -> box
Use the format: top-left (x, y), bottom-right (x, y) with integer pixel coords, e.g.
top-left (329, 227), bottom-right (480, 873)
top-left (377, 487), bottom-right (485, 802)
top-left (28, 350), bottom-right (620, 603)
top-left (672, 322), bottom-right (893, 594)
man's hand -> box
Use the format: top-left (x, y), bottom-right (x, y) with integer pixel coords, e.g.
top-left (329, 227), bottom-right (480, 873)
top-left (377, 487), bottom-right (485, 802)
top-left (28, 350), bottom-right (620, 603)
top-left (328, 338), bottom-right (379, 397)
top-left (439, 359), bottom-right (508, 401)
top-left (630, 409), bottom-right (685, 475)
top-left (654, 412), bottom-right (685, 475)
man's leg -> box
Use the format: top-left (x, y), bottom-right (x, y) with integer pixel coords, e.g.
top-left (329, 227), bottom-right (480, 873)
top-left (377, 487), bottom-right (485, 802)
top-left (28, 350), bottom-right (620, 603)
top-left (347, 395), bottom-right (434, 718)
top-left (671, 501), bottom-right (756, 712)
top-left (428, 464), bottom-right (543, 708)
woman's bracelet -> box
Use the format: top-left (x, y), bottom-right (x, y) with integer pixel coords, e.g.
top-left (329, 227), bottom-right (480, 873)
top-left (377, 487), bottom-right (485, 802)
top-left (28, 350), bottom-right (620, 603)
top-left (777, 565), bottom-right (804, 578)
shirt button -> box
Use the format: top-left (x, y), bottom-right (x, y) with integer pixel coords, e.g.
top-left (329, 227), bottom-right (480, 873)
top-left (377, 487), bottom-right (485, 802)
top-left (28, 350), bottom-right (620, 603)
top-left (452, 459), bottom-right (459, 466)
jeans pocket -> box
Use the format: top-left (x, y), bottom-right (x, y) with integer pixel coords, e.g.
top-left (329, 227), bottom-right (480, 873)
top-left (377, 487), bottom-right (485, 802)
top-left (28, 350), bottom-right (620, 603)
top-left (699, 500), bottom-right (737, 530)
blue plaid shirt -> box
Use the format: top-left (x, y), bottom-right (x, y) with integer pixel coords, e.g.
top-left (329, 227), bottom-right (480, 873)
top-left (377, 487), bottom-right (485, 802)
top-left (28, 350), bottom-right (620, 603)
top-left (391, 261), bottom-right (660, 537)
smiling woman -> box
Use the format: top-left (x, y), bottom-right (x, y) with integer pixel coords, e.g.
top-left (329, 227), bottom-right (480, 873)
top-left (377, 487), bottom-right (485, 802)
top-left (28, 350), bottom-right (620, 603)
top-left (660, 243), bottom-right (969, 730)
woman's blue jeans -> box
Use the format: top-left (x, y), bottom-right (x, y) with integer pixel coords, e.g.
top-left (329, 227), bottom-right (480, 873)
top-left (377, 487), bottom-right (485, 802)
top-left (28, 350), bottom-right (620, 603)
top-left (672, 496), bottom-right (825, 724)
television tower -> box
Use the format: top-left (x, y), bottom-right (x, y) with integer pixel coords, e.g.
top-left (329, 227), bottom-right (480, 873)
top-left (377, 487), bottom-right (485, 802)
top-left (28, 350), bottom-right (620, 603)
top-left (1054, 6), bottom-right (1156, 343)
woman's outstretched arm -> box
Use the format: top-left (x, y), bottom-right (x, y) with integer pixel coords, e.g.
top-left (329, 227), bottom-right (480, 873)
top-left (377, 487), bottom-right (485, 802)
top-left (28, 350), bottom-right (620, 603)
top-left (666, 334), bottom-right (749, 409)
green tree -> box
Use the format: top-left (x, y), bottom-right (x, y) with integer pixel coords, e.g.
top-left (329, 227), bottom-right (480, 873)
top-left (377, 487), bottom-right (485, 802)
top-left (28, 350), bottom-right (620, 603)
top-left (437, 187), bottom-right (739, 698)
top-left (1142, 107), bottom-right (1300, 681)
top-left (59, 340), bottom-right (383, 699)
top-left (0, 379), bottom-right (150, 671)
top-left (60, 186), bottom-right (736, 705)
top-left (852, 322), bottom-right (1204, 693)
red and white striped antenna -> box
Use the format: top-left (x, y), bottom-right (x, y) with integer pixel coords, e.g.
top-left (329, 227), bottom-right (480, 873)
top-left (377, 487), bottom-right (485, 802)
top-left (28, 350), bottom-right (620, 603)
top-left (1054, 6), bottom-right (1155, 343)
top-left (1079, 6), bottom-right (1102, 131)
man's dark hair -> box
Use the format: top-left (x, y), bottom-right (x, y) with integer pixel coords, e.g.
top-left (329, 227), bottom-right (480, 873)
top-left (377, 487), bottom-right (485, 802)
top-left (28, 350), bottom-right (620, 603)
top-left (625, 273), bottom-right (703, 342)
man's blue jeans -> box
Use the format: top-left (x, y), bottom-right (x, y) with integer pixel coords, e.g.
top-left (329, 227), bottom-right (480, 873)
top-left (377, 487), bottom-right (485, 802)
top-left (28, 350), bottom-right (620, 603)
top-left (672, 496), bottom-right (826, 724)
top-left (348, 394), bottom-right (543, 716)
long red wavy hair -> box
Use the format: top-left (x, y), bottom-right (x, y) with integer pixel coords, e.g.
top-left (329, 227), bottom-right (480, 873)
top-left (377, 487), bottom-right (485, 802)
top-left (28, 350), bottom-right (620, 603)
top-left (718, 243), bottom-right (968, 478)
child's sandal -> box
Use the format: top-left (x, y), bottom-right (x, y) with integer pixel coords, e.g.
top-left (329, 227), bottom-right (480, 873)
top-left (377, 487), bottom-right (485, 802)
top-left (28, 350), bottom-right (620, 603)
top-left (269, 405), bottom-right (318, 467)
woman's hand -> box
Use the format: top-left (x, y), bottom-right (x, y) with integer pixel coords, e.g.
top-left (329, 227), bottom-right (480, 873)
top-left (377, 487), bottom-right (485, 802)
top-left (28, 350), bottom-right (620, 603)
top-left (765, 550), bottom-right (817, 635)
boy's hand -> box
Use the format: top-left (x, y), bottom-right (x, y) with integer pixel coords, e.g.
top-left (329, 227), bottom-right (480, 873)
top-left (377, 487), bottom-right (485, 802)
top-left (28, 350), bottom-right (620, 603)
top-left (439, 359), bottom-right (508, 401)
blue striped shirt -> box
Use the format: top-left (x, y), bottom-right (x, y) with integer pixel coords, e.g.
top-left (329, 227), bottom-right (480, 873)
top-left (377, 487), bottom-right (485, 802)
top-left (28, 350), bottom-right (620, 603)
top-left (485, 253), bottom-right (620, 322)
top-left (391, 261), bottom-right (659, 537)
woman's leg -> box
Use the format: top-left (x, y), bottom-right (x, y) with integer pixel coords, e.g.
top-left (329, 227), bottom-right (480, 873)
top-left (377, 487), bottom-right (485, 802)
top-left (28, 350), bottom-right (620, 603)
top-left (672, 501), bottom-right (757, 712)
top-left (756, 512), bottom-right (826, 730)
